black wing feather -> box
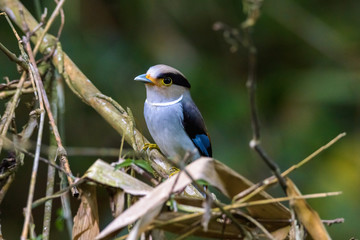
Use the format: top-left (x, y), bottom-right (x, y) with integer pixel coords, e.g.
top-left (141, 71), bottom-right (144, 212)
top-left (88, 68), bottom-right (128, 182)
top-left (182, 100), bottom-right (212, 157)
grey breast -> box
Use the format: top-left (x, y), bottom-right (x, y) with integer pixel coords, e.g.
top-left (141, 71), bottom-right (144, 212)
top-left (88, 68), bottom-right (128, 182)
top-left (144, 101), bottom-right (199, 161)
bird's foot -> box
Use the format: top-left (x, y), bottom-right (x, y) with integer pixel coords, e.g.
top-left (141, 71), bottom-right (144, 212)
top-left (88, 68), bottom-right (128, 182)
top-left (169, 167), bottom-right (180, 177)
top-left (142, 143), bottom-right (160, 151)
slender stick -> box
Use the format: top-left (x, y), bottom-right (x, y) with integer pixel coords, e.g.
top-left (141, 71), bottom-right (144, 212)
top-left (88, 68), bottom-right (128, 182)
top-left (166, 158), bottom-right (249, 238)
top-left (25, 0), bottom-right (78, 196)
top-left (0, 11), bottom-right (31, 153)
top-left (32, 179), bottom-right (84, 209)
top-left (42, 74), bottom-right (58, 240)
top-left (236, 211), bottom-right (275, 240)
top-left (148, 191), bottom-right (341, 231)
top-left (21, 38), bottom-right (46, 240)
top-left (233, 132), bottom-right (346, 202)
top-left (0, 41), bottom-right (27, 70)
top-left (0, 0), bottom-right (175, 180)
top-left (173, 223), bottom-right (202, 240)
top-left (33, 0), bottom-right (65, 56)
top-left (38, 67), bottom-right (78, 196)
top-left (0, 88), bottom-right (34, 99)
top-left (282, 132), bottom-right (346, 176)
top-left (0, 73), bottom-right (27, 151)
top-left (55, 71), bottom-right (73, 238)
top-left (243, 26), bottom-right (288, 192)
top-left (0, 174), bottom-right (15, 204)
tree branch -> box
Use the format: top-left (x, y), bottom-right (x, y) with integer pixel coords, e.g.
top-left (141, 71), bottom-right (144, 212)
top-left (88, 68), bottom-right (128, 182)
top-left (0, 0), bottom-right (175, 180)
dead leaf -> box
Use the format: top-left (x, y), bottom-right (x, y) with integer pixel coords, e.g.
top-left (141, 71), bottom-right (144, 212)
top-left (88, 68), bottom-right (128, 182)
top-left (286, 178), bottom-right (331, 240)
top-left (154, 211), bottom-right (244, 239)
top-left (108, 189), bottom-right (125, 218)
top-left (96, 158), bottom-right (290, 239)
top-left (270, 226), bottom-right (290, 240)
top-left (126, 204), bottom-right (163, 240)
top-left (201, 195), bottom-right (213, 231)
top-left (83, 159), bottom-right (153, 195)
top-left (73, 183), bottom-right (99, 240)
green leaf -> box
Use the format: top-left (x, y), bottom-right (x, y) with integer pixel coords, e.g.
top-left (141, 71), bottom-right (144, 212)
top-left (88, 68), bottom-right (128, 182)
top-left (133, 160), bottom-right (154, 174)
top-left (196, 179), bottom-right (209, 186)
top-left (114, 159), bottom-right (134, 170)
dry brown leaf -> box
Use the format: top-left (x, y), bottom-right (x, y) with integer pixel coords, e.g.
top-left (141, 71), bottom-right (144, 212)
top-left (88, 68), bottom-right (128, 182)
top-left (286, 178), bottom-right (331, 240)
top-left (126, 204), bottom-right (163, 240)
top-left (96, 158), bottom-right (290, 239)
top-left (83, 159), bottom-right (153, 195)
top-left (270, 226), bottom-right (290, 240)
top-left (154, 211), bottom-right (245, 239)
top-left (73, 184), bottom-right (100, 240)
top-left (108, 189), bottom-right (126, 218)
top-left (201, 195), bottom-right (213, 231)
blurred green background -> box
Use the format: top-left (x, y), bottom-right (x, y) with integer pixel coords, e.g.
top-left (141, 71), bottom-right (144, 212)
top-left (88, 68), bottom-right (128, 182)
top-left (0, 0), bottom-right (359, 239)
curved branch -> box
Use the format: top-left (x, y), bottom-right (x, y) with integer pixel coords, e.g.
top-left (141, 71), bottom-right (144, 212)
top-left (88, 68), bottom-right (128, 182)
top-left (0, 0), bottom-right (173, 178)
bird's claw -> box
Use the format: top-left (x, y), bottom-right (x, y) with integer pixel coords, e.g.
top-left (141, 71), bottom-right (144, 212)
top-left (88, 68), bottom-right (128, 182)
top-left (142, 143), bottom-right (160, 151)
top-left (169, 167), bottom-right (180, 177)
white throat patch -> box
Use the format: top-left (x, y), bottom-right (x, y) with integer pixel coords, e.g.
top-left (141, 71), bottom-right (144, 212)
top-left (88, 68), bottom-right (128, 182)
top-left (146, 95), bottom-right (183, 107)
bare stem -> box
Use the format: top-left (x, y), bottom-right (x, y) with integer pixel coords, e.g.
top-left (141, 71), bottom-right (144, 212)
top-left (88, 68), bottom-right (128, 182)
top-left (0, 88), bottom-right (34, 99)
top-left (0, 174), bottom-right (15, 204)
top-left (0, 0), bottom-right (174, 178)
top-left (233, 132), bottom-right (346, 202)
top-left (54, 70), bottom-right (73, 238)
top-left (167, 157), bottom-right (250, 238)
top-left (32, 179), bottom-right (84, 209)
top-left (21, 37), bottom-right (46, 240)
top-left (42, 74), bottom-right (58, 240)
top-left (33, 0), bottom-right (65, 56)
top-left (243, 27), bottom-right (287, 192)
top-left (0, 41), bottom-right (27, 70)
top-left (0, 72), bottom-right (27, 153)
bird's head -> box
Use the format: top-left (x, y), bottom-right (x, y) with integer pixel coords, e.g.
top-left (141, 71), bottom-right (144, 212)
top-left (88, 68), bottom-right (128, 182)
top-left (134, 64), bottom-right (191, 102)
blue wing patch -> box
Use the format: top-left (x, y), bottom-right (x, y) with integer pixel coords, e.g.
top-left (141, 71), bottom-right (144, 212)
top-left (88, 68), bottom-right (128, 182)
top-left (182, 99), bottom-right (212, 158)
top-left (192, 134), bottom-right (211, 157)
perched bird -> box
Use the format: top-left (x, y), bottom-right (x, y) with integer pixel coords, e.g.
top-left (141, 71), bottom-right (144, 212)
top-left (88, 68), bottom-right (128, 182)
top-left (134, 64), bottom-right (212, 163)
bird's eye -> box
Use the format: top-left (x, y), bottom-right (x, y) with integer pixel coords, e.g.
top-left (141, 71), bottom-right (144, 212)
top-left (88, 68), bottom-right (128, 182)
top-left (162, 77), bottom-right (172, 86)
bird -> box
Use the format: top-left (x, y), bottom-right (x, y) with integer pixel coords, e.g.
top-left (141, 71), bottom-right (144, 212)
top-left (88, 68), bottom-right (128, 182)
top-left (134, 64), bottom-right (212, 164)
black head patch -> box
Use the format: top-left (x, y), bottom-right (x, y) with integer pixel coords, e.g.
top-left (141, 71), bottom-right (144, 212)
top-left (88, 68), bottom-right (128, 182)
top-left (157, 72), bottom-right (191, 89)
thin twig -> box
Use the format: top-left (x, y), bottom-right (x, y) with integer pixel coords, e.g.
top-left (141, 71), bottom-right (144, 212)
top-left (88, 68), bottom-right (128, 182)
top-left (1, 0), bottom-right (182, 185)
top-left (21, 37), bottom-right (46, 240)
top-left (54, 0), bottom-right (65, 40)
top-left (33, 0), bottom-right (66, 56)
top-left (42, 73), bottom-right (58, 240)
top-left (32, 178), bottom-right (84, 209)
top-left (0, 174), bottom-right (15, 204)
top-left (214, 19), bottom-right (288, 192)
top-left (0, 88), bottom-right (34, 99)
top-left (0, 71), bottom-right (27, 153)
top-left (55, 71), bottom-right (73, 238)
top-left (282, 132), bottom-right (346, 176)
top-left (322, 218), bottom-right (344, 226)
top-left (243, 26), bottom-right (287, 192)
top-left (235, 211), bottom-right (275, 240)
top-left (173, 221), bottom-right (202, 240)
top-left (33, 59), bottom-right (78, 196)
top-left (166, 157), bottom-right (250, 238)
top-left (0, 79), bottom-right (31, 90)
top-left (233, 132), bottom-right (346, 202)
top-left (149, 191), bottom-right (341, 232)
top-left (227, 191), bottom-right (341, 210)
top-left (0, 12), bottom-right (22, 42)
top-left (37, 72), bottom-right (78, 196)
top-left (25, 0), bottom-right (78, 197)
top-left (0, 41), bottom-right (27, 70)
top-left (1, 136), bottom-right (73, 178)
